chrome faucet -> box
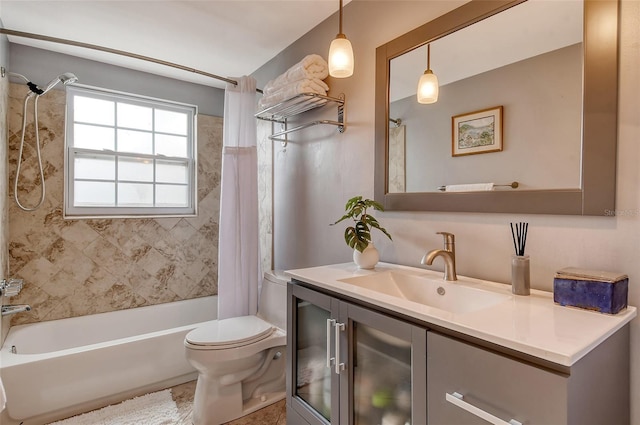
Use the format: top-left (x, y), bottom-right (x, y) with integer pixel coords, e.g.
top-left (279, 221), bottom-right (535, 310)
top-left (1, 278), bottom-right (24, 297)
top-left (2, 304), bottom-right (31, 316)
top-left (421, 232), bottom-right (457, 281)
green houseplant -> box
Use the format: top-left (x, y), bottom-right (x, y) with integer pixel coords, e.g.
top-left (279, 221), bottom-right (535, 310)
top-left (332, 196), bottom-right (392, 253)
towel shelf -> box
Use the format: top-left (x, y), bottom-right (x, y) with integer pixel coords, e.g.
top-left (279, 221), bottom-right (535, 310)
top-left (255, 92), bottom-right (345, 146)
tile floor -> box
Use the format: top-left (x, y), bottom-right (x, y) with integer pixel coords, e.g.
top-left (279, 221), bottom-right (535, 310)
top-left (172, 380), bottom-right (287, 425)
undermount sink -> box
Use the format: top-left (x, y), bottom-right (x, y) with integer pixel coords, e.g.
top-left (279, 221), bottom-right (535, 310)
top-left (339, 270), bottom-right (511, 314)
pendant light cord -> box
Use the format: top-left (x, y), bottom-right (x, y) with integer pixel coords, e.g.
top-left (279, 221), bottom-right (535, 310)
top-left (339, 0), bottom-right (344, 36)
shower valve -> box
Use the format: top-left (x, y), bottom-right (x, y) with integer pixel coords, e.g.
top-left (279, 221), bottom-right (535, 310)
top-left (0, 278), bottom-right (24, 297)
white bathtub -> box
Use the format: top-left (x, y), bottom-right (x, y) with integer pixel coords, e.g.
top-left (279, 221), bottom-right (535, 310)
top-left (0, 296), bottom-right (217, 425)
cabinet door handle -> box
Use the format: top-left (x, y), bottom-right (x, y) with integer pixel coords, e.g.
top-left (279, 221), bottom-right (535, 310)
top-left (334, 321), bottom-right (346, 374)
top-left (326, 319), bottom-right (335, 368)
top-left (446, 392), bottom-right (523, 425)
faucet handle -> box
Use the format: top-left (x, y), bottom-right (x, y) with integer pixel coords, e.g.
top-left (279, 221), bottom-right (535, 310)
top-left (1, 278), bottom-right (24, 297)
top-left (436, 232), bottom-right (455, 246)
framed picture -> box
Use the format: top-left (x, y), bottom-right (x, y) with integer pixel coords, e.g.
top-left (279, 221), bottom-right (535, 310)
top-left (452, 106), bottom-right (503, 157)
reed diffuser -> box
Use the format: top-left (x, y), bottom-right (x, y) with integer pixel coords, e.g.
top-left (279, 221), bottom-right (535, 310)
top-left (510, 222), bottom-right (530, 295)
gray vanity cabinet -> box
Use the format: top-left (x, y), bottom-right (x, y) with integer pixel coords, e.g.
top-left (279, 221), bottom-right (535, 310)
top-left (288, 280), bottom-right (631, 425)
top-left (427, 332), bottom-right (567, 424)
top-left (427, 329), bottom-right (630, 425)
top-left (287, 281), bottom-right (427, 425)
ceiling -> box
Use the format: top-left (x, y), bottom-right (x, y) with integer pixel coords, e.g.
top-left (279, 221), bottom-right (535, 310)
top-left (390, 0), bottom-right (583, 102)
top-left (0, 0), bottom-right (349, 89)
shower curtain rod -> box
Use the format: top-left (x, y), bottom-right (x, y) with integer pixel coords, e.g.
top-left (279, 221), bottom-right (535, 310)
top-left (0, 28), bottom-right (263, 93)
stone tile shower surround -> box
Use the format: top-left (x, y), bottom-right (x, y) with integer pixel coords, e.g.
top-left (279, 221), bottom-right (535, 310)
top-left (1, 70), bottom-right (10, 342)
top-left (7, 83), bottom-right (222, 326)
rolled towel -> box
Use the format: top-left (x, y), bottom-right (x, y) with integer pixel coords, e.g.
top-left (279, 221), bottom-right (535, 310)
top-left (258, 78), bottom-right (329, 110)
top-left (444, 183), bottom-right (495, 192)
top-left (263, 54), bottom-right (329, 95)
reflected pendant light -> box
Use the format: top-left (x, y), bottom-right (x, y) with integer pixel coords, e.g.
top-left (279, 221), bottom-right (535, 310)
top-left (328, 0), bottom-right (354, 78)
top-left (417, 44), bottom-right (439, 104)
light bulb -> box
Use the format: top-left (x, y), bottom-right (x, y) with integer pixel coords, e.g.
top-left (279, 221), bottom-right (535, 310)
top-left (329, 35), bottom-right (354, 78)
top-left (417, 70), bottom-right (439, 104)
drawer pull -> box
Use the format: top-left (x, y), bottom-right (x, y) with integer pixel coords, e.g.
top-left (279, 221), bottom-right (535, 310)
top-left (334, 321), bottom-right (346, 374)
top-left (326, 319), bottom-right (335, 368)
top-left (446, 392), bottom-right (523, 425)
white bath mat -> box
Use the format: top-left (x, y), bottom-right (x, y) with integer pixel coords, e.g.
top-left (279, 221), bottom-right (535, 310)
top-left (49, 389), bottom-right (180, 425)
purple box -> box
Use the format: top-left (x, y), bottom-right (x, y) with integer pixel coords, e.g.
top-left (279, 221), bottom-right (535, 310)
top-left (553, 267), bottom-right (628, 314)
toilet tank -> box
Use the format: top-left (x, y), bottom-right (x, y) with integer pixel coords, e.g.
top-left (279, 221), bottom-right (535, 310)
top-left (257, 270), bottom-right (289, 331)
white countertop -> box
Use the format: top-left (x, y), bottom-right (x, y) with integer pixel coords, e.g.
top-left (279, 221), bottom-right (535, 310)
top-left (286, 262), bottom-right (637, 367)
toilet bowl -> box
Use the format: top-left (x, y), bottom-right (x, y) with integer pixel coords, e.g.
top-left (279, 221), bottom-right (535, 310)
top-left (184, 271), bottom-right (288, 425)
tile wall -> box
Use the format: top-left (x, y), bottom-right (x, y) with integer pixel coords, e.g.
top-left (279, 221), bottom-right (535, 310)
top-left (1, 68), bottom-right (9, 340)
top-left (7, 83), bottom-right (222, 325)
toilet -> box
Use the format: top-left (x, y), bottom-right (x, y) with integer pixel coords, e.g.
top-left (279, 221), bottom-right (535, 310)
top-left (184, 271), bottom-right (288, 425)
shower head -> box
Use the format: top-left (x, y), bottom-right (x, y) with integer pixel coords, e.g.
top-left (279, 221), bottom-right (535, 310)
top-left (59, 72), bottom-right (78, 85)
top-left (8, 71), bottom-right (78, 96)
top-left (41, 72), bottom-right (78, 95)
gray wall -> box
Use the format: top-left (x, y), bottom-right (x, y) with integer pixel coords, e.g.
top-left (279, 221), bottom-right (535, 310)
top-left (9, 44), bottom-right (225, 117)
top-left (253, 0), bottom-right (468, 270)
top-left (252, 1), bottom-right (640, 422)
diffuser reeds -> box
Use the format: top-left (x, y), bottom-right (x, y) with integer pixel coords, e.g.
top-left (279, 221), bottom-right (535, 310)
top-left (510, 222), bottom-right (528, 256)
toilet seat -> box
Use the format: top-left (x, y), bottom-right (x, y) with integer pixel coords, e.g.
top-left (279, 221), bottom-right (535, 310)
top-left (186, 315), bottom-right (275, 350)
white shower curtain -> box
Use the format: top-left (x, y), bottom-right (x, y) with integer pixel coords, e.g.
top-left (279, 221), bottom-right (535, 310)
top-left (217, 76), bottom-right (260, 320)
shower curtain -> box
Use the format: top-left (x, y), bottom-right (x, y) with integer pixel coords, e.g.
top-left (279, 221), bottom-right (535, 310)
top-left (217, 76), bottom-right (260, 320)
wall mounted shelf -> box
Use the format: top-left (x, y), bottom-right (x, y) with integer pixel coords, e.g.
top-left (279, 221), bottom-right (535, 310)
top-left (255, 92), bottom-right (345, 146)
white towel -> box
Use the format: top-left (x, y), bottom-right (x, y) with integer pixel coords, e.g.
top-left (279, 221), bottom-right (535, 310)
top-left (258, 78), bottom-right (329, 110)
top-left (263, 54), bottom-right (329, 95)
top-left (445, 183), bottom-right (495, 192)
top-left (0, 375), bottom-right (6, 412)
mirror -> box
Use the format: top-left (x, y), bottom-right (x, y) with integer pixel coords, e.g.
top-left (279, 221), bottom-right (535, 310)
top-left (374, 0), bottom-right (619, 215)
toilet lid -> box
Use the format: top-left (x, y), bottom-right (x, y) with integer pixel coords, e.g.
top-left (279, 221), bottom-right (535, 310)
top-left (186, 315), bottom-right (274, 347)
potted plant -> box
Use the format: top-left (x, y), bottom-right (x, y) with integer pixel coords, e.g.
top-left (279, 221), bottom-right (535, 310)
top-left (332, 196), bottom-right (392, 269)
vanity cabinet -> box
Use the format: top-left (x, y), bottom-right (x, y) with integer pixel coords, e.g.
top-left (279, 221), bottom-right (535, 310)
top-left (427, 332), bottom-right (567, 424)
top-left (427, 330), bottom-right (630, 425)
top-left (288, 278), bottom-right (631, 425)
top-left (287, 282), bottom-right (427, 425)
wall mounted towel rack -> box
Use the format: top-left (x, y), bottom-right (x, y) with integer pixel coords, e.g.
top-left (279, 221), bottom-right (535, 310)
top-left (437, 182), bottom-right (520, 192)
top-left (255, 92), bottom-right (345, 146)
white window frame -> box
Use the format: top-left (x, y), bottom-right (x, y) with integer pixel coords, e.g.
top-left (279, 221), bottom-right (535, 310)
top-left (64, 85), bottom-right (198, 218)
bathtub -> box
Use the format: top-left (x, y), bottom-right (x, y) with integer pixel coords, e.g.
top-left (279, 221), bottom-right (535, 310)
top-left (0, 296), bottom-right (217, 425)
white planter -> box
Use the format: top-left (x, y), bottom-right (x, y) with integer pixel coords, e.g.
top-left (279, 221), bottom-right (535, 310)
top-left (353, 243), bottom-right (379, 269)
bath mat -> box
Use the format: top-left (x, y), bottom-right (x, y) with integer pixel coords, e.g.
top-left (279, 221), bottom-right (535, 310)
top-left (49, 389), bottom-right (180, 425)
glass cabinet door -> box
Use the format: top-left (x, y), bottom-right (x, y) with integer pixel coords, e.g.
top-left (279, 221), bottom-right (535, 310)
top-left (342, 302), bottom-right (427, 425)
top-left (295, 298), bottom-right (333, 419)
top-left (353, 323), bottom-right (412, 424)
top-left (288, 283), bottom-right (340, 424)
top-left (287, 282), bottom-right (427, 425)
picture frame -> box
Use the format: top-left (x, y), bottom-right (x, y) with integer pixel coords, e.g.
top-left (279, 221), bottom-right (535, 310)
top-left (452, 106), bottom-right (503, 157)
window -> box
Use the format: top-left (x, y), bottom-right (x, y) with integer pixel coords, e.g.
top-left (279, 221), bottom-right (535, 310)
top-left (65, 86), bottom-right (197, 217)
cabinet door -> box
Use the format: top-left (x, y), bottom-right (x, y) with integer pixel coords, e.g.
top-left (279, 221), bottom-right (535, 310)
top-left (340, 302), bottom-right (427, 425)
top-left (427, 332), bottom-right (568, 425)
top-left (288, 283), bottom-right (340, 425)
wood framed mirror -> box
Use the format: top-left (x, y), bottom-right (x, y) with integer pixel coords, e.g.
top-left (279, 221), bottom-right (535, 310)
top-left (374, 0), bottom-right (619, 215)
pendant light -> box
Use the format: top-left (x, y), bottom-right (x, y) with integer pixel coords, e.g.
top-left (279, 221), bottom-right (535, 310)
top-left (417, 44), bottom-right (439, 104)
top-left (328, 0), bottom-right (354, 78)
